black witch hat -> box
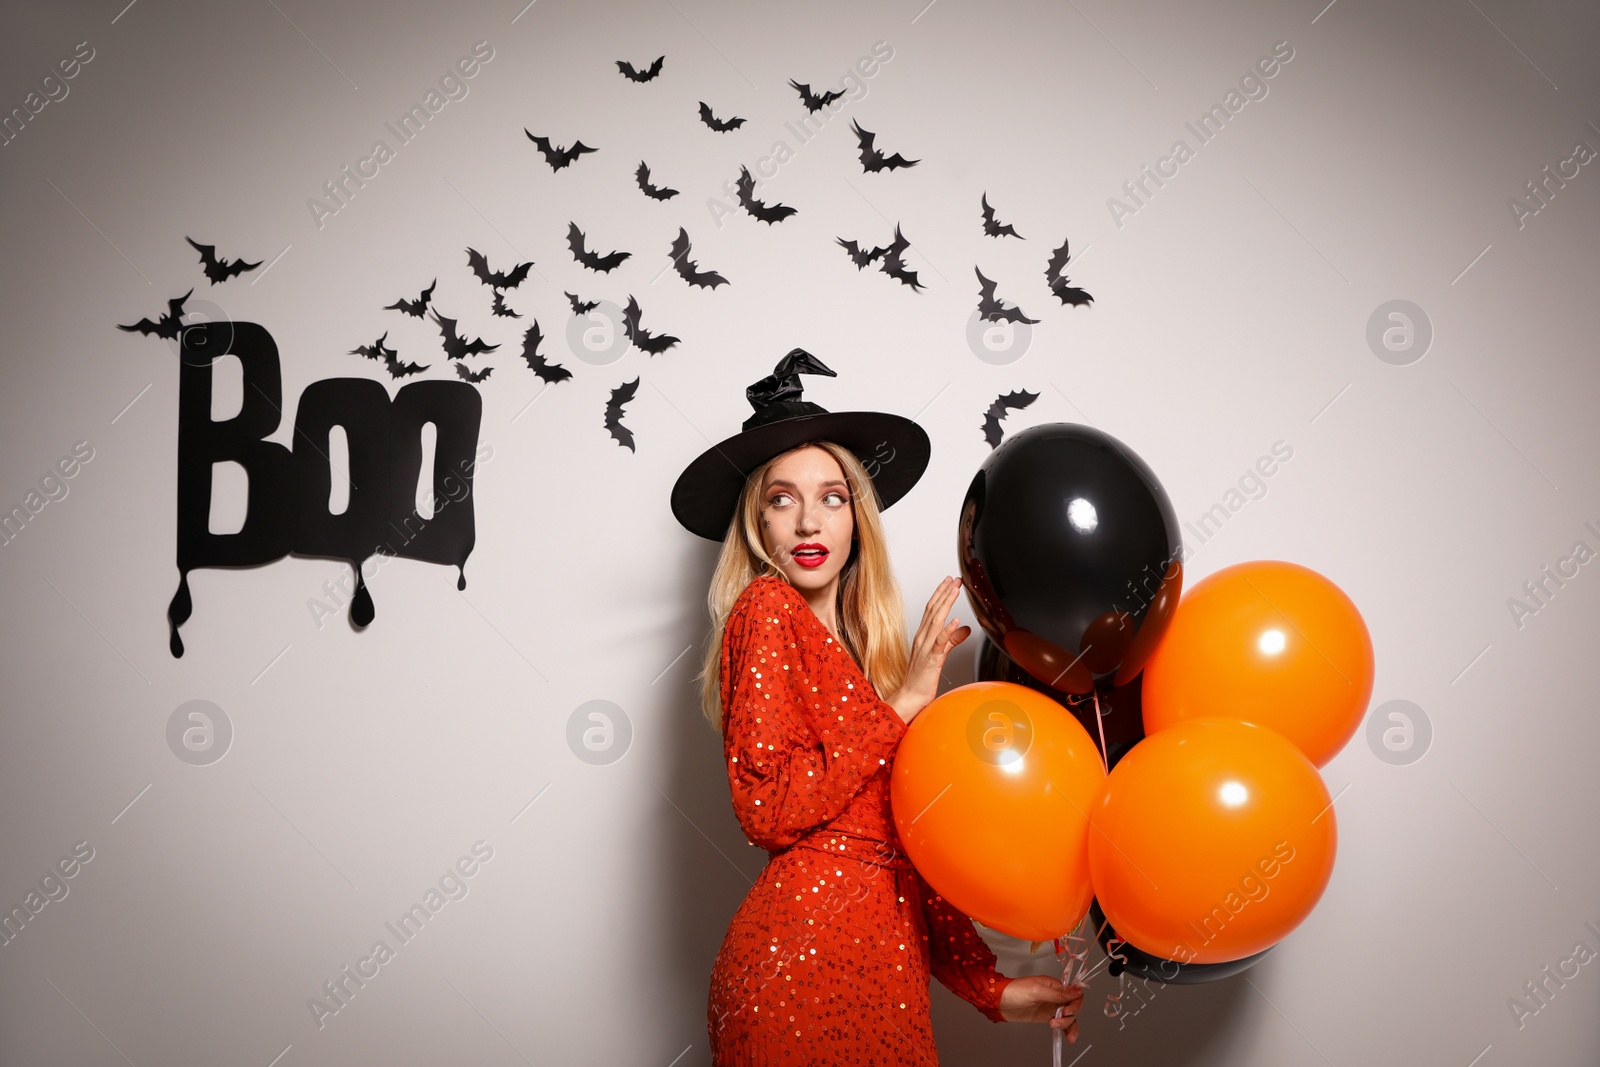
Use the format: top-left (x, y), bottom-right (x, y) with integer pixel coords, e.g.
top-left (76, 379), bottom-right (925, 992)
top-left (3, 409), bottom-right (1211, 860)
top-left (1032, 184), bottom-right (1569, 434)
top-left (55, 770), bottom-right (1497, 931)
top-left (670, 348), bottom-right (931, 540)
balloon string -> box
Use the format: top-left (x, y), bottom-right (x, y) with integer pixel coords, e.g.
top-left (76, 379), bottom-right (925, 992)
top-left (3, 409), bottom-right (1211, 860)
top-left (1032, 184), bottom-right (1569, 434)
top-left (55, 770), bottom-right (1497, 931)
top-left (1052, 914), bottom-right (1092, 1067)
top-left (1050, 694), bottom-right (1109, 1067)
top-left (1092, 689), bottom-right (1109, 776)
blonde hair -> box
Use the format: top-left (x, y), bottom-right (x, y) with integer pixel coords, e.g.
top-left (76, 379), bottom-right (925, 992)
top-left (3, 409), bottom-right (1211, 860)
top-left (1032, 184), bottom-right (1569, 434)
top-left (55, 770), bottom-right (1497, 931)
top-left (697, 440), bottom-right (909, 733)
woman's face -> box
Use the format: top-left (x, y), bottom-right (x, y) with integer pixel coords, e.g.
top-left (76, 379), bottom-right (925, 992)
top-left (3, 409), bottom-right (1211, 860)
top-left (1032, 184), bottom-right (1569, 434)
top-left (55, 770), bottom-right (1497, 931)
top-left (758, 445), bottom-right (856, 594)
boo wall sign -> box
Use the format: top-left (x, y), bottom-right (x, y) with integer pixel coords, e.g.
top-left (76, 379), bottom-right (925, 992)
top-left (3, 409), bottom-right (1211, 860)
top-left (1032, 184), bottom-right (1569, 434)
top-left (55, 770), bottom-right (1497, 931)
top-left (168, 322), bottom-right (484, 656)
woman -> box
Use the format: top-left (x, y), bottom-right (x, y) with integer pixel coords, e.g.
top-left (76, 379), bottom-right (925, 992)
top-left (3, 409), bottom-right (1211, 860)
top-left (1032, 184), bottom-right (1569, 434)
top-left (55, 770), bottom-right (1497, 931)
top-left (671, 350), bottom-right (1083, 1065)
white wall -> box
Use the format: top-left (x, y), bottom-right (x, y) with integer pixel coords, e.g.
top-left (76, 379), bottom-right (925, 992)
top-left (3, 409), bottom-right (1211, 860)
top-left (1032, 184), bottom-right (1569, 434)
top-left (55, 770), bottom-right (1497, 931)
top-left (1, 0), bottom-right (1597, 1064)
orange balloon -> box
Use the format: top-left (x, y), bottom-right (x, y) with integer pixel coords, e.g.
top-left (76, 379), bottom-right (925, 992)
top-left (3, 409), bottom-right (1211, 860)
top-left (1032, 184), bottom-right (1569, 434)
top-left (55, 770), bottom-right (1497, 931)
top-left (1088, 717), bottom-right (1336, 964)
top-left (890, 681), bottom-right (1106, 942)
top-left (1142, 560), bottom-right (1374, 767)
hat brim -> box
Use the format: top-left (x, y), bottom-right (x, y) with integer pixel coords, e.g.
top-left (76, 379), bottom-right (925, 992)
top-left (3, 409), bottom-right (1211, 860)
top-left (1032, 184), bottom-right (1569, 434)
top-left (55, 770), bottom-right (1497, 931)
top-left (670, 411), bottom-right (931, 540)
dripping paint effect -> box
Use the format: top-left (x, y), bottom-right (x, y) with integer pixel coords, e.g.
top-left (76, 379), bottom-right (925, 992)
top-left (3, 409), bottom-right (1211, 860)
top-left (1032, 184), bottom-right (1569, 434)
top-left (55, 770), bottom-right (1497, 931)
top-left (351, 560), bottom-right (375, 627)
top-left (456, 565), bottom-right (466, 591)
top-left (168, 570), bottom-right (192, 658)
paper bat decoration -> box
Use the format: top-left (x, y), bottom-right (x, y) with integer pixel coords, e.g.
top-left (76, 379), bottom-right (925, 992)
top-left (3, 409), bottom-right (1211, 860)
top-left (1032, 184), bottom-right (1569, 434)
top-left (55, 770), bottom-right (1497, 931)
top-left (118, 289), bottom-right (193, 340)
top-left (186, 237), bottom-right (261, 284)
top-left (518, 320), bottom-right (572, 384)
top-left (622, 295), bottom-right (680, 355)
top-left (490, 291), bottom-right (520, 318)
top-left (605, 377), bottom-right (640, 451)
top-left (349, 332), bottom-right (428, 379)
top-left (981, 193), bottom-right (1023, 239)
top-left (789, 78), bottom-right (844, 112)
top-left (383, 351), bottom-right (427, 379)
top-left (981, 389), bottom-right (1039, 449)
top-left (668, 227), bottom-right (728, 289)
top-left (734, 166), bottom-right (797, 224)
top-left (1045, 238), bottom-right (1094, 307)
top-left (698, 101), bottom-right (745, 132)
top-left (385, 279), bottom-right (436, 317)
top-left (616, 55), bottom-right (664, 82)
top-left (467, 247), bottom-right (533, 290)
top-left (837, 237), bottom-right (888, 269)
top-left (430, 309), bottom-right (500, 360)
top-left (454, 363), bottom-right (493, 383)
top-left (349, 333), bottom-right (394, 360)
top-left (880, 227), bottom-right (924, 291)
top-left (636, 161), bottom-right (679, 200)
top-left (567, 222), bottom-right (632, 273)
top-left (525, 129), bottom-right (596, 171)
top-left (837, 226), bottom-right (922, 290)
top-left (850, 120), bottom-right (919, 173)
top-left (565, 291), bottom-right (599, 315)
top-left (975, 266), bottom-right (1038, 323)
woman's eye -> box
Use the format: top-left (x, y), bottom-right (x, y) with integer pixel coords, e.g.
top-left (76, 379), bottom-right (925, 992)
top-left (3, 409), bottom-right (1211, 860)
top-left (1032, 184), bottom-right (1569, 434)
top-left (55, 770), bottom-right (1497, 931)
top-left (767, 490), bottom-right (846, 508)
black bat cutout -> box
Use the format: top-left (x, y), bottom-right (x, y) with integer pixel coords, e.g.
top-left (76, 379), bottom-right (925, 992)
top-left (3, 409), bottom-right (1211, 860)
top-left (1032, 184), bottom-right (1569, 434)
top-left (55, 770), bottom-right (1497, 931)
top-left (454, 363), bottom-right (493, 383)
top-left (616, 55), bottom-right (664, 82)
top-left (1045, 238), bottom-right (1095, 307)
top-left (981, 389), bottom-right (1039, 449)
top-left (186, 237), bottom-right (261, 284)
top-left (490, 290), bottom-right (520, 318)
top-left (622, 295), bottom-right (680, 355)
top-left (518, 320), bottom-right (572, 384)
top-left (349, 331), bottom-right (396, 361)
top-left (118, 288), bottom-right (193, 340)
top-left (430, 309), bottom-right (500, 360)
top-left (467, 247), bottom-right (533, 290)
top-left (383, 350), bottom-right (428, 378)
top-left (385, 279), bottom-right (436, 317)
top-left (734, 166), bottom-right (797, 224)
top-left (349, 332), bottom-right (426, 378)
top-left (669, 227), bottom-right (728, 289)
top-left (605, 377), bottom-right (640, 452)
top-left (850, 120), bottom-right (919, 173)
top-left (524, 129), bottom-right (596, 171)
top-left (567, 222), bottom-right (632, 273)
top-left (837, 237), bottom-right (888, 270)
top-left (698, 101), bottom-right (746, 132)
top-left (975, 266), bottom-right (1038, 323)
top-left (879, 225), bottom-right (924, 291)
top-left (565, 291), bottom-right (599, 315)
top-left (636, 161), bottom-right (679, 201)
top-left (789, 78), bottom-right (845, 113)
top-left (981, 193), bottom-right (1023, 239)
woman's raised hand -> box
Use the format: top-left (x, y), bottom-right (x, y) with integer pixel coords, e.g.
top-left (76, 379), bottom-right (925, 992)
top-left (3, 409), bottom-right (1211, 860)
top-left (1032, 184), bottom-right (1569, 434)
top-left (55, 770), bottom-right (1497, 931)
top-left (886, 576), bottom-right (971, 725)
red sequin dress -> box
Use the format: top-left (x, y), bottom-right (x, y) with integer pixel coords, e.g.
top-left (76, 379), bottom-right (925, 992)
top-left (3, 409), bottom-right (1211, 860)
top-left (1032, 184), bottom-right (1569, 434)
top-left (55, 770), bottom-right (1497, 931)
top-left (707, 575), bottom-right (1013, 1066)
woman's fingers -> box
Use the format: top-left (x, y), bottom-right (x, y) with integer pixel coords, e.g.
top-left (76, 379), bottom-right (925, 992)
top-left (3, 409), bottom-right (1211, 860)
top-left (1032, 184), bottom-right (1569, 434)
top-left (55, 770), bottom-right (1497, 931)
top-left (906, 578), bottom-right (970, 682)
top-left (915, 591), bottom-right (934, 652)
top-left (925, 579), bottom-right (962, 641)
top-left (912, 579), bottom-right (950, 647)
top-left (913, 578), bottom-right (956, 652)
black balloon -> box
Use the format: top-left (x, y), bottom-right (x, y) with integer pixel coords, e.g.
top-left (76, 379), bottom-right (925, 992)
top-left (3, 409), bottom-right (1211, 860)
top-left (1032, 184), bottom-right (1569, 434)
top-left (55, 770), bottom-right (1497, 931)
top-left (1089, 899), bottom-right (1272, 985)
top-left (973, 634), bottom-right (1145, 771)
top-left (958, 423), bottom-right (1183, 695)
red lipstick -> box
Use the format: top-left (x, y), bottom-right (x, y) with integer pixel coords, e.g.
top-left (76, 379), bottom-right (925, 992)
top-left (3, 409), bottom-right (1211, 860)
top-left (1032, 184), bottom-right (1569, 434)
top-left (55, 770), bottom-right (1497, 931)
top-left (791, 543), bottom-right (829, 568)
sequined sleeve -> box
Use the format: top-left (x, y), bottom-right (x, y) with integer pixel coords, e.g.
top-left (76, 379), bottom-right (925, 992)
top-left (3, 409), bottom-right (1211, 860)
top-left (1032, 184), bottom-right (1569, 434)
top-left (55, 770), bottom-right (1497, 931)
top-left (720, 577), bottom-right (907, 852)
top-left (915, 867), bottom-right (1014, 1024)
